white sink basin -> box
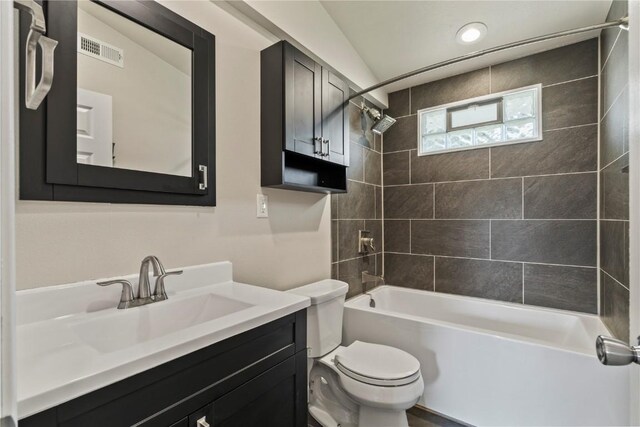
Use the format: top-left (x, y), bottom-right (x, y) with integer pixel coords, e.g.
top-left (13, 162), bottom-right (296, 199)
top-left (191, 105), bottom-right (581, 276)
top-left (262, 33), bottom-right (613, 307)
top-left (70, 293), bottom-right (253, 353)
top-left (16, 261), bottom-right (311, 419)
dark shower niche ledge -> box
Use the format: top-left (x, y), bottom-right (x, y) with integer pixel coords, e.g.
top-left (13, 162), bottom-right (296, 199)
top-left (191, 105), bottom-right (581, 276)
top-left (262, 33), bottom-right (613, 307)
top-left (266, 151), bottom-right (347, 194)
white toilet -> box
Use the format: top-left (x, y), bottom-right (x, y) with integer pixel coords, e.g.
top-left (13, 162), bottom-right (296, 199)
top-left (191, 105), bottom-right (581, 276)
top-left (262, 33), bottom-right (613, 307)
top-left (289, 279), bottom-right (424, 427)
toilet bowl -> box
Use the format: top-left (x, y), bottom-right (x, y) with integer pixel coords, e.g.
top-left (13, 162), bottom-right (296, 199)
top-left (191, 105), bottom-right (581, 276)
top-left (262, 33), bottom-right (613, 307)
top-left (288, 280), bottom-right (424, 427)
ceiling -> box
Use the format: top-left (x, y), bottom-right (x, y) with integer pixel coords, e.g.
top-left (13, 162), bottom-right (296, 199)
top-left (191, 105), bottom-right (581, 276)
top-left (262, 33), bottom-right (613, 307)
top-left (321, 0), bottom-right (612, 93)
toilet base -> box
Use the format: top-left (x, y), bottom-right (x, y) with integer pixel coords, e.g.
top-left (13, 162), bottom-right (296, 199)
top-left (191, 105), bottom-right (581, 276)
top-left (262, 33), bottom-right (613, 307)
top-left (359, 406), bottom-right (409, 427)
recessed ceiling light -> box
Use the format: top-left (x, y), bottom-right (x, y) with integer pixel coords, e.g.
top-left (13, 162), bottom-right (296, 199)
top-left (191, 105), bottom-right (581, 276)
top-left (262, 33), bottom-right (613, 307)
top-left (456, 22), bottom-right (487, 45)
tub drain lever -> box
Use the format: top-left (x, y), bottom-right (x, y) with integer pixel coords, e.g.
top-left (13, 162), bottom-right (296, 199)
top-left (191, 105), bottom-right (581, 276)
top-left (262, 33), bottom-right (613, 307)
top-left (596, 335), bottom-right (640, 366)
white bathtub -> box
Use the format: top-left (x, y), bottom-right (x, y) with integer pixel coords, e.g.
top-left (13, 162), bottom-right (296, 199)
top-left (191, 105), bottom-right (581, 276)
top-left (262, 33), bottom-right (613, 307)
top-left (343, 286), bottom-right (630, 426)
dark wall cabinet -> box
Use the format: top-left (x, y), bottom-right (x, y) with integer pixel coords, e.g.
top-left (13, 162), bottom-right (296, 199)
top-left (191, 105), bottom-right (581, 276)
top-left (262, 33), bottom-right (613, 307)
top-left (261, 41), bottom-right (349, 193)
top-left (21, 311), bottom-right (308, 427)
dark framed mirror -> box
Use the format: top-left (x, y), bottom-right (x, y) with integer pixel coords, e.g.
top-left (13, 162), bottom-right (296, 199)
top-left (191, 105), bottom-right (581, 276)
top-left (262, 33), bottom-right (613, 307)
top-left (19, 0), bottom-right (216, 206)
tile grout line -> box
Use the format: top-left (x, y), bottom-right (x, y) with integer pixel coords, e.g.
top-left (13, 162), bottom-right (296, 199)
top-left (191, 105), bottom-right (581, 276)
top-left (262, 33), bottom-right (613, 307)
top-left (600, 150), bottom-right (629, 171)
top-left (433, 256), bottom-right (436, 292)
top-left (543, 74), bottom-right (598, 88)
top-left (381, 218), bottom-right (597, 221)
top-left (522, 263), bottom-right (525, 304)
top-left (521, 177), bottom-right (525, 219)
top-left (596, 33), bottom-right (602, 316)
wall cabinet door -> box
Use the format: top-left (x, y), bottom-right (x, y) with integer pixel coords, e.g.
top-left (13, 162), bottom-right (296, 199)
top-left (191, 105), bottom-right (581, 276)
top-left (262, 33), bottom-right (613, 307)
top-left (321, 69), bottom-right (349, 166)
top-left (284, 45), bottom-right (322, 159)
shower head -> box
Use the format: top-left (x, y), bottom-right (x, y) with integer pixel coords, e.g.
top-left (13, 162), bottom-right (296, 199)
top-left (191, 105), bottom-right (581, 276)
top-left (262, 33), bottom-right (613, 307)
top-left (361, 104), bottom-right (397, 135)
top-left (371, 115), bottom-right (396, 134)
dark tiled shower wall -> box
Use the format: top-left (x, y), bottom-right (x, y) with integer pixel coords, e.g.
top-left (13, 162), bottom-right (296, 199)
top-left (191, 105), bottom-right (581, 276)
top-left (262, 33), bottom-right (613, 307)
top-left (600, 0), bottom-right (630, 341)
top-left (382, 39), bottom-right (600, 314)
top-left (331, 99), bottom-right (383, 299)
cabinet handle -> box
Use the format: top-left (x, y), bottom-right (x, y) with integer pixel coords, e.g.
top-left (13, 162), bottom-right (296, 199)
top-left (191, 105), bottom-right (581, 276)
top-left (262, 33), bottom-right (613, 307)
top-left (313, 136), bottom-right (322, 155)
top-left (322, 139), bottom-right (329, 157)
top-left (196, 416), bottom-right (210, 427)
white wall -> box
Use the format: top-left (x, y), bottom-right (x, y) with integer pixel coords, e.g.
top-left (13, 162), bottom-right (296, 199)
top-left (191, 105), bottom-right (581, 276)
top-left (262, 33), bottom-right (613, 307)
top-left (16, 0), bottom-right (331, 290)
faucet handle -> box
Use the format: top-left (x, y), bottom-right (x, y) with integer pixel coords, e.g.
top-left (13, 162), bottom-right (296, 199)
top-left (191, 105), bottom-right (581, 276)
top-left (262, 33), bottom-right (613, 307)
top-left (97, 279), bottom-right (135, 309)
top-left (153, 270), bottom-right (183, 301)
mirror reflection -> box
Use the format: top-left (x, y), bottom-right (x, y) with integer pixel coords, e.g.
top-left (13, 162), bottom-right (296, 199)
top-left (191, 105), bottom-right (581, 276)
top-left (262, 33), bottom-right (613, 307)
top-left (77, 0), bottom-right (192, 177)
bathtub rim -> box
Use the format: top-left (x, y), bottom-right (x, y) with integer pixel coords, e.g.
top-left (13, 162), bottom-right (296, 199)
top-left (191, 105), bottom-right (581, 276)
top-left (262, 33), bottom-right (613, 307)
top-left (345, 285), bottom-right (607, 357)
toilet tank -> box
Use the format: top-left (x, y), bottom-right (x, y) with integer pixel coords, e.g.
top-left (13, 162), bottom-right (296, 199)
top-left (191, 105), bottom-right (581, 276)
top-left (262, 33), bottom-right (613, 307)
top-left (288, 280), bottom-right (348, 357)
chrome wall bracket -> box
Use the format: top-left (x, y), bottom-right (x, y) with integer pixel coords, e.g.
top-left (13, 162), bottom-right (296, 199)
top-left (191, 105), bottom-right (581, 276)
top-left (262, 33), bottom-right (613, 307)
top-left (13, 0), bottom-right (57, 110)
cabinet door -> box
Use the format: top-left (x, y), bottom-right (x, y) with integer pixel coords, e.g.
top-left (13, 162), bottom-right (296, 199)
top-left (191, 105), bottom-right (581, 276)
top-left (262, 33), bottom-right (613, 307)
top-left (321, 69), bottom-right (349, 166)
top-left (284, 45), bottom-right (322, 159)
top-left (212, 356), bottom-right (300, 427)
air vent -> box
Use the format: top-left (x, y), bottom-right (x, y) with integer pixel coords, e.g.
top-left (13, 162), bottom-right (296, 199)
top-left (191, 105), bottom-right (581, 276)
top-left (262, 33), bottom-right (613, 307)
top-left (77, 33), bottom-right (124, 68)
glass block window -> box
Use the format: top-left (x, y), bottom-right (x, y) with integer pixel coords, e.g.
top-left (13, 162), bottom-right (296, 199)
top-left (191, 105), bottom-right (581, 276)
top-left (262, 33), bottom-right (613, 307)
top-left (418, 84), bottom-right (541, 156)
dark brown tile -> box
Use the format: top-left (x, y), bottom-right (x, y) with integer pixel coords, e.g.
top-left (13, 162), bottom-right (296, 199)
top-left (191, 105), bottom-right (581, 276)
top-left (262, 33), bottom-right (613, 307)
top-left (349, 102), bottom-right (375, 150)
top-left (601, 271), bottom-right (630, 342)
top-left (542, 77), bottom-right (598, 130)
top-left (407, 406), bottom-right (464, 427)
top-left (601, 154), bottom-right (629, 220)
top-left (524, 264), bottom-right (597, 313)
top-left (602, 30), bottom-right (628, 117)
top-left (383, 115), bottom-right (417, 153)
top-left (331, 194), bottom-right (338, 219)
top-left (524, 173), bottom-right (597, 219)
top-left (383, 151), bottom-right (410, 185)
top-left (387, 89), bottom-right (410, 118)
top-left (375, 186), bottom-right (382, 219)
top-left (411, 68), bottom-right (490, 114)
top-left (338, 180), bottom-right (375, 219)
top-left (339, 255), bottom-right (376, 299)
top-left (601, 219), bottom-right (629, 286)
top-left (491, 220), bottom-right (597, 266)
top-left (347, 142), bottom-right (364, 181)
top-left (338, 220), bottom-right (365, 261)
top-left (384, 220), bottom-right (410, 253)
top-left (491, 125), bottom-right (598, 177)
top-left (365, 219), bottom-right (382, 255)
top-left (384, 184), bottom-right (434, 219)
top-left (412, 220), bottom-right (490, 258)
top-left (435, 179), bottom-right (521, 219)
top-left (435, 257), bottom-right (522, 303)
top-left (411, 149), bottom-right (490, 183)
top-left (331, 220), bottom-right (338, 263)
top-left (384, 253), bottom-right (434, 290)
top-left (364, 149), bottom-right (381, 185)
top-left (600, 89), bottom-right (628, 168)
top-left (490, 39), bottom-right (597, 92)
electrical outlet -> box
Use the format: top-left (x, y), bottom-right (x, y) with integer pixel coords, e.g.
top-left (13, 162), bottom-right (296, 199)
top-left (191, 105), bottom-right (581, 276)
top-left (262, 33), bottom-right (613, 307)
top-left (257, 194), bottom-right (269, 218)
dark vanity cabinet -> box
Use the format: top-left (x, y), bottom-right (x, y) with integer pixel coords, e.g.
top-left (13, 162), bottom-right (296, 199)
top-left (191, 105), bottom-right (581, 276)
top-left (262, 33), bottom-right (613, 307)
top-left (20, 311), bottom-right (308, 427)
top-left (261, 41), bottom-right (349, 193)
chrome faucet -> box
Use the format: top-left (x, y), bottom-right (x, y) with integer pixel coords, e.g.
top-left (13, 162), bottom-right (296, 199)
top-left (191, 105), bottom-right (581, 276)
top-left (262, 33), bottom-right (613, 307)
top-left (97, 256), bottom-right (182, 309)
top-left (361, 271), bottom-right (383, 308)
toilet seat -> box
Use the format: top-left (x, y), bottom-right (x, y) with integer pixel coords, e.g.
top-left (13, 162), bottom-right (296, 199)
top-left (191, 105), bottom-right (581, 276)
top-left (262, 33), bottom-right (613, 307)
top-left (334, 341), bottom-right (421, 387)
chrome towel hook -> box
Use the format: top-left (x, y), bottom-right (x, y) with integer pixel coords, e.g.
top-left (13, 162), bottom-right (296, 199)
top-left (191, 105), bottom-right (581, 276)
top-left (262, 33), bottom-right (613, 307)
top-left (13, 0), bottom-right (58, 110)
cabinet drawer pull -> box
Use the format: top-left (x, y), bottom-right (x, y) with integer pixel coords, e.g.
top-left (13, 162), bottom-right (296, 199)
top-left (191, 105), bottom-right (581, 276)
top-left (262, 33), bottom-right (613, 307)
top-left (313, 136), bottom-right (322, 154)
top-left (322, 139), bottom-right (329, 157)
top-left (196, 416), bottom-right (210, 427)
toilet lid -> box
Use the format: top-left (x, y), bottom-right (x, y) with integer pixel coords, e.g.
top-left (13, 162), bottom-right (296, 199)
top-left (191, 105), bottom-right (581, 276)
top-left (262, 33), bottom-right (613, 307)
top-left (334, 341), bottom-right (421, 387)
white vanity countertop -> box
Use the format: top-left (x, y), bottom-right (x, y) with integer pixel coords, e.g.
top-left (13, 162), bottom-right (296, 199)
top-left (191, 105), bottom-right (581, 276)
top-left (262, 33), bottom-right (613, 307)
top-left (16, 261), bottom-right (310, 419)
